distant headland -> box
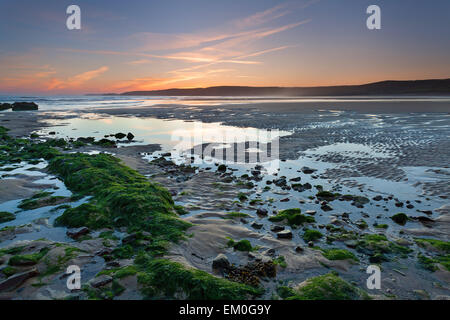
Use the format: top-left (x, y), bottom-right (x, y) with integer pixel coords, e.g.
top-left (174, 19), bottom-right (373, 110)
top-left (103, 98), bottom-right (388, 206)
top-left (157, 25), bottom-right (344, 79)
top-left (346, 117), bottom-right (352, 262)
top-left (90, 78), bottom-right (450, 97)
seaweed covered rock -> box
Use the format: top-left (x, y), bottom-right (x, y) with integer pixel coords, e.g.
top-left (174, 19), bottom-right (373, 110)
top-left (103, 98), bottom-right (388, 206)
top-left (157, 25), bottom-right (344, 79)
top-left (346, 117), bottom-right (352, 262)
top-left (391, 213), bottom-right (408, 225)
top-left (49, 153), bottom-right (191, 241)
top-left (282, 272), bottom-right (369, 300)
top-left (11, 102), bottom-right (38, 111)
top-left (268, 208), bottom-right (315, 226)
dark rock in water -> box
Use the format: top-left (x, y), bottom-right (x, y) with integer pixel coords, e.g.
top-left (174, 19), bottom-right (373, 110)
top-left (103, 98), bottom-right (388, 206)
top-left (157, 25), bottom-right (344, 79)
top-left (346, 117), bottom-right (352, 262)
top-left (49, 131), bottom-right (56, 135)
top-left (321, 204), bottom-right (333, 211)
top-left (256, 208), bottom-right (268, 216)
top-left (0, 268), bottom-right (39, 292)
top-left (289, 176), bottom-right (301, 182)
top-left (277, 230), bottom-right (292, 239)
top-left (419, 210), bottom-right (433, 215)
top-left (0, 103), bottom-right (12, 111)
top-left (412, 216), bottom-right (434, 224)
top-left (273, 178), bottom-right (287, 187)
top-left (77, 137), bottom-right (95, 144)
top-left (126, 132), bottom-right (135, 141)
top-left (280, 197), bottom-right (290, 202)
top-left (395, 202), bottom-right (404, 208)
top-left (291, 182), bottom-right (312, 192)
top-left (305, 210), bottom-right (316, 215)
top-left (251, 170), bottom-right (261, 176)
top-left (372, 195), bottom-right (383, 201)
top-left (251, 222), bottom-right (263, 229)
top-left (217, 164), bottom-right (227, 172)
top-left (406, 204), bottom-right (414, 209)
top-left (391, 213), bottom-right (408, 225)
top-left (90, 275), bottom-right (113, 288)
top-left (295, 246), bottom-right (304, 253)
top-left (12, 102), bottom-right (38, 111)
top-left (114, 132), bottom-right (127, 139)
top-left (95, 138), bottom-right (116, 148)
top-left (67, 227), bottom-right (89, 239)
top-left (271, 225), bottom-right (285, 232)
top-left (301, 166), bottom-right (317, 174)
top-left (212, 254), bottom-right (230, 272)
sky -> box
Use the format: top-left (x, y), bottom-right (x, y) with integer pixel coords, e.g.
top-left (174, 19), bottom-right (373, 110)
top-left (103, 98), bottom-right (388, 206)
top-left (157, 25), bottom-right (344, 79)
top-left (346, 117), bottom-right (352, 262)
top-left (0, 0), bottom-right (449, 94)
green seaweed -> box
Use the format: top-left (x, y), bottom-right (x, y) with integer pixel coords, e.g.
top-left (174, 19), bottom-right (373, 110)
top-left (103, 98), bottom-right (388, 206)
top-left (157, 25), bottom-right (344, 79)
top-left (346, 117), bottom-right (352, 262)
top-left (268, 208), bottom-right (315, 226)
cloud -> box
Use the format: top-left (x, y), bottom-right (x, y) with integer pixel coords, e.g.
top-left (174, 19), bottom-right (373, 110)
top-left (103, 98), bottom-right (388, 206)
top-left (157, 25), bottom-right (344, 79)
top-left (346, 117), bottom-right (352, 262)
top-left (45, 66), bottom-right (109, 90)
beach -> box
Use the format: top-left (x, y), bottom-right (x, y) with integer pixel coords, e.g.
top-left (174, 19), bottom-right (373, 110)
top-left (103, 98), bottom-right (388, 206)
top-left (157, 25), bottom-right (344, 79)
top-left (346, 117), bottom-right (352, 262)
top-left (0, 97), bottom-right (449, 300)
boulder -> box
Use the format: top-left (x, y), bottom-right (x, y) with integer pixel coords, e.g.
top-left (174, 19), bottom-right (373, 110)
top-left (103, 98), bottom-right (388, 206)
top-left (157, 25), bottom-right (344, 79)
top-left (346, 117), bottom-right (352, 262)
top-left (126, 132), bottom-right (135, 141)
top-left (251, 222), bottom-right (263, 229)
top-left (90, 275), bottom-right (113, 288)
top-left (212, 254), bottom-right (230, 272)
top-left (11, 102), bottom-right (38, 111)
top-left (0, 268), bottom-right (39, 292)
top-left (277, 230), bottom-right (293, 239)
top-left (0, 103), bottom-right (12, 111)
top-left (301, 167), bottom-right (317, 174)
top-left (114, 132), bottom-right (127, 139)
top-left (270, 225), bottom-right (285, 232)
top-left (66, 227), bottom-right (89, 239)
top-left (256, 208), bottom-right (268, 216)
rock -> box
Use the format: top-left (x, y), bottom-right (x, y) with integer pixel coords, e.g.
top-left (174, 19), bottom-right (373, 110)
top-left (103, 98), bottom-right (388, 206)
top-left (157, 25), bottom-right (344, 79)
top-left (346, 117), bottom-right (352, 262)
top-left (395, 202), bottom-right (404, 208)
top-left (321, 204), bottom-right (333, 211)
top-left (95, 248), bottom-right (113, 256)
top-left (305, 210), bottom-right (316, 215)
top-left (122, 233), bottom-right (138, 244)
top-left (277, 230), bottom-right (292, 239)
top-left (0, 268), bottom-right (39, 292)
top-left (212, 254), bottom-right (230, 272)
top-left (280, 197), bottom-right (290, 202)
top-left (295, 246), bottom-right (304, 253)
top-left (373, 195), bottom-right (383, 201)
top-left (330, 217), bottom-right (342, 225)
top-left (256, 208), bottom-right (268, 216)
top-left (11, 102), bottom-right (38, 111)
top-left (345, 240), bottom-right (358, 248)
top-left (106, 261), bottom-right (120, 268)
top-left (77, 137), bottom-right (95, 144)
top-left (273, 178), bottom-right (287, 187)
top-left (66, 227), bottom-right (89, 239)
top-left (126, 132), bottom-right (135, 141)
top-left (270, 225), bottom-right (285, 232)
top-left (301, 167), bottom-right (317, 174)
top-left (217, 164), bottom-right (227, 172)
top-left (114, 132), bottom-right (126, 139)
top-left (391, 213), bottom-right (408, 225)
top-left (0, 103), bottom-right (12, 111)
top-left (308, 241), bottom-right (314, 247)
top-left (90, 275), bottom-right (113, 288)
top-left (406, 204), bottom-right (414, 209)
top-left (289, 177), bottom-right (301, 182)
top-left (251, 222), bottom-right (263, 229)
top-left (419, 210), bottom-right (433, 215)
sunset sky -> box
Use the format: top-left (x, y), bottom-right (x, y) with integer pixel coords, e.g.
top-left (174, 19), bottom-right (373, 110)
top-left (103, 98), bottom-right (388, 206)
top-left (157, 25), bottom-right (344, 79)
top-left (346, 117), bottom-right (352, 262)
top-left (0, 0), bottom-right (449, 94)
